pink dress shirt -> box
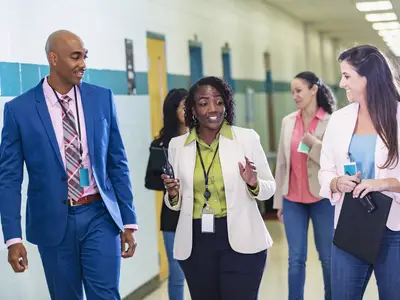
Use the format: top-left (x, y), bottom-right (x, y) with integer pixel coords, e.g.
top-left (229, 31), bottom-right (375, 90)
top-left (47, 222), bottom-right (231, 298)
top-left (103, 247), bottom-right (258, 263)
top-left (6, 77), bottom-right (136, 247)
top-left (285, 107), bottom-right (325, 204)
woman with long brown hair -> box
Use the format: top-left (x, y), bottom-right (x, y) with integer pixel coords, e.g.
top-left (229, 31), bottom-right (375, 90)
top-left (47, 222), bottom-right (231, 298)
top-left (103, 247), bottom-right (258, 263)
top-left (319, 45), bottom-right (400, 299)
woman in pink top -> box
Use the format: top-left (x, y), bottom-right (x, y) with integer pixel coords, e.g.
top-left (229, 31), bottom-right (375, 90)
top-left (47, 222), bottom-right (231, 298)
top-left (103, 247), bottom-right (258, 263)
top-left (274, 71), bottom-right (336, 300)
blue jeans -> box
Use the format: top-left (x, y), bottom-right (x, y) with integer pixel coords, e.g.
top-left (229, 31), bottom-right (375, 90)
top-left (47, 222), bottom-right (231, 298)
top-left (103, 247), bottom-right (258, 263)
top-left (283, 197), bottom-right (334, 300)
top-left (163, 231), bottom-right (185, 300)
top-left (332, 228), bottom-right (400, 300)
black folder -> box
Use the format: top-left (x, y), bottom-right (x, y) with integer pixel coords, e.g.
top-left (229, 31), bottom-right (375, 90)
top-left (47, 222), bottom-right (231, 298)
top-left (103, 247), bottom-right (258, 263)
top-left (333, 192), bottom-right (393, 264)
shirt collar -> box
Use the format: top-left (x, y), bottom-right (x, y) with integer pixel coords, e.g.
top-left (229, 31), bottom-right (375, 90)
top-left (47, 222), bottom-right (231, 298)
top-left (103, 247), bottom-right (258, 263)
top-left (296, 107), bottom-right (326, 120)
top-left (43, 76), bottom-right (77, 107)
top-left (315, 107), bottom-right (326, 120)
top-left (184, 120), bottom-right (233, 146)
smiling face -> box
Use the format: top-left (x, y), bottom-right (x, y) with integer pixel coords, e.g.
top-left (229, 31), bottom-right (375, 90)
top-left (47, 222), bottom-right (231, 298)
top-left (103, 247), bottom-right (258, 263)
top-left (339, 60), bottom-right (367, 103)
top-left (48, 32), bottom-right (88, 87)
top-left (193, 85), bottom-right (226, 131)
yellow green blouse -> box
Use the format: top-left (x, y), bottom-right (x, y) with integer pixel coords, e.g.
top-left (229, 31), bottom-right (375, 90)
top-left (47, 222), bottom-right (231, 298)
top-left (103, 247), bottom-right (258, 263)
top-left (171, 122), bottom-right (259, 219)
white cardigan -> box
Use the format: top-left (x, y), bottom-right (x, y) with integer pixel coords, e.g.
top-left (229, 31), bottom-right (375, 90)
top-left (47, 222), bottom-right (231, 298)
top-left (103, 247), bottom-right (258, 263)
top-left (319, 102), bottom-right (400, 230)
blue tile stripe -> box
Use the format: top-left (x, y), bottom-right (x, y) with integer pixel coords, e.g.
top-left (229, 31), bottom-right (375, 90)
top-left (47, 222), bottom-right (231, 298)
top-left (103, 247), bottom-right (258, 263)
top-left (0, 62), bottom-right (142, 96)
top-left (0, 62), bottom-right (339, 97)
top-left (167, 74), bottom-right (190, 90)
top-left (135, 72), bottom-right (148, 95)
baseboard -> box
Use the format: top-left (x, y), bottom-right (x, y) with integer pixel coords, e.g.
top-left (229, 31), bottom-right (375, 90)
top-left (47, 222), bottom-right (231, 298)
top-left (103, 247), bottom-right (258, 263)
top-left (123, 275), bottom-right (160, 300)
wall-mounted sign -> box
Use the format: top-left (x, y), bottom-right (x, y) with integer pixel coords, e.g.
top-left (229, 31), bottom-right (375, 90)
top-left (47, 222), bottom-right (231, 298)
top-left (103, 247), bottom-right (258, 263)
top-left (125, 38), bottom-right (136, 95)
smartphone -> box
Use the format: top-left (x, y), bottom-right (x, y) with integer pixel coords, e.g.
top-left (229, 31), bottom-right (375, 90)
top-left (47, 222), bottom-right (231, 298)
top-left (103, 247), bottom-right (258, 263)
top-left (162, 147), bottom-right (175, 179)
top-left (359, 193), bottom-right (376, 214)
top-left (162, 164), bottom-right (175, 179)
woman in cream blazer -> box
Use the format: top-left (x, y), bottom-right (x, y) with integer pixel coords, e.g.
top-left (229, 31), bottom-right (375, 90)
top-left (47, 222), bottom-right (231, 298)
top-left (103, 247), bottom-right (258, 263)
top-left (319, 45), bottom-right (400, 300)
top-left (274, 71), bottom-right (336, 300)
top-left (162, 76), bottom-right (276, 300)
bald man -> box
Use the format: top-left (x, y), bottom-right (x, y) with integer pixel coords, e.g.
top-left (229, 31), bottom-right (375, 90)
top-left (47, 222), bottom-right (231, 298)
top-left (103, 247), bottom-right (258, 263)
top-left (0, 30), bottom-right (138, 300)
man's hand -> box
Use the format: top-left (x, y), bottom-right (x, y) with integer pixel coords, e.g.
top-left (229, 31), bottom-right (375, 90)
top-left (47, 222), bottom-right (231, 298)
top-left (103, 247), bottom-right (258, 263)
top-left (120, 229), bottom-right (137, 259)
top-left (8, 243), bottom-right (28, 273)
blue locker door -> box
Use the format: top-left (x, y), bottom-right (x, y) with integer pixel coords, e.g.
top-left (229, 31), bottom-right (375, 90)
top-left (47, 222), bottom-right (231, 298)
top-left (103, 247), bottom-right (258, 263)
top-left (189, 45), bottom-right (204, 85)
top-left (222, 52), bottom-right (234, 91)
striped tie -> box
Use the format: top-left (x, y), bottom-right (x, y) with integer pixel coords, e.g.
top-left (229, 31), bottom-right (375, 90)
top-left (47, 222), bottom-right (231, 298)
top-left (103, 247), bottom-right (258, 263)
top-left (61, 95), bottom-right (83, 201)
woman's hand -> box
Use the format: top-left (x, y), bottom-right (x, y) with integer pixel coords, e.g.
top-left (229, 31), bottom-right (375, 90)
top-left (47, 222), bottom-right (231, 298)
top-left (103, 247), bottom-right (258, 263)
top-left (336, 172), bottom-right (361, 193)
top-left (161, 174), bottom-right (180, 198)
top-left (302, 132), bottom-right (318, 148)
top-left (277, 209), bottom-right (283, 223)
top-left (353, 179), bottom-right (385, 198)
top-left (239, 156), bottom-right (257, 187)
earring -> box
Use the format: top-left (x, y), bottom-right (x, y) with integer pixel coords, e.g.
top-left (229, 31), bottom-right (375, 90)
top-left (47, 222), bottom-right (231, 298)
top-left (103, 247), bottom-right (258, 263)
top-left (224, 112), bottom-right (227, 118)
top-left (192, 115), bottom-right (197, 121)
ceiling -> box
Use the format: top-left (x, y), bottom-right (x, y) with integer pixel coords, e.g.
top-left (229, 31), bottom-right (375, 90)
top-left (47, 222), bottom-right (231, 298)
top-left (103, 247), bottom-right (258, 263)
top-left (263, 0), bottom-right (400, 54)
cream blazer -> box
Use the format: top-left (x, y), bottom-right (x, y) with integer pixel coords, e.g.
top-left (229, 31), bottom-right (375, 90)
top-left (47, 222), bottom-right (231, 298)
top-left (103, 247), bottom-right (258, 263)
top-left (164, 126), bottom-right (276, 260)
top-left (273, 111), bottom-right (331, 209)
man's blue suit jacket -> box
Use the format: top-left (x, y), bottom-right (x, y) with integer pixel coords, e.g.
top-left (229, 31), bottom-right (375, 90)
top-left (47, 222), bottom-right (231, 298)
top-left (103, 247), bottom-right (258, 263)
top-left (0, 79), bottom-right (137, 247)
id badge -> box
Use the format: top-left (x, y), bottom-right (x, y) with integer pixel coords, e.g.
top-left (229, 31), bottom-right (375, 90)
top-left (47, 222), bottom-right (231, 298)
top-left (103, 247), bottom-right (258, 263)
top-left (201, 205), bottom-right (215, 234)
top-left (344, 162), bottom-right (357, 176)
top-left (297, 141), bottom-right (310, 154)
top-left (79, 168), bottom-right (90, 187)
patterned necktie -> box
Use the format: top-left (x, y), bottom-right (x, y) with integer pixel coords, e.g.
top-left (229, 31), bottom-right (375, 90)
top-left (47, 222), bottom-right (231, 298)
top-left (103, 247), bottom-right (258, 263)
top-left (61, 95), bottom-right (83, 201)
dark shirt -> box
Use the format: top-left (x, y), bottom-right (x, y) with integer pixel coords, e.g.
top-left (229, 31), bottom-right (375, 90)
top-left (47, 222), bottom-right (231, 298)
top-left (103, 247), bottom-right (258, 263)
top-left (145, 138), bottom-right (179, 232)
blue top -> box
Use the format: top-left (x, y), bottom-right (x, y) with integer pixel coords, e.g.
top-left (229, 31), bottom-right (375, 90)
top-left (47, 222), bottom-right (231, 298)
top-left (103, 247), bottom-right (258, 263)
top-left (348, 134), bottom-right (377, 179)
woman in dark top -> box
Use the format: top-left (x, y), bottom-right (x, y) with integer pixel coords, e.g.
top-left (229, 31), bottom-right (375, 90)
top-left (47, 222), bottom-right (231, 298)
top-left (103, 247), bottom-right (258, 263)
top-left (145, 88), bottom-right (188, 300)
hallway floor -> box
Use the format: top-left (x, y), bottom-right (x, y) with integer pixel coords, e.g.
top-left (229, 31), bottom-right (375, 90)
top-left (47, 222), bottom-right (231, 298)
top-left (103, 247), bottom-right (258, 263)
top-left (144, 220), bottom-right (379, 300)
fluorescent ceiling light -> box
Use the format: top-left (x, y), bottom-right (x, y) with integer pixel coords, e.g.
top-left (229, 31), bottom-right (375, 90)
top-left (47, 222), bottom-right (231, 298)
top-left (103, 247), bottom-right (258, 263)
top-left (356, 1), bottom-right (393, 12)
top-left (372, 21), bottom-right (400, 30)
top-left (388, 47), bottom-right (400, 56)
top-left (383, 36), bottom-right (399, 44)
top-left (378, 29), bottom-right (400, 36)
top-left (365, 12), bottom-right (397, 22)
top-left (387, 44), bottom-right (400, 56)
top-left (382, 35), bottom-right (400, 45)
top-left (385, 37), bottom-right (400, 43)
top-left (381, 37), bottom-right (400, 50)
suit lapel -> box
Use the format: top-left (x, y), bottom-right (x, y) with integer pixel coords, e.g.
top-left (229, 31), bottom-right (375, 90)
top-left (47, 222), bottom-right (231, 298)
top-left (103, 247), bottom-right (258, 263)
top-left (218, 134), bottom-right (236, 194)
top-left (181, 141), bottom-right (196, 200)
top-left (342, 104), bottom-right (359, 162)
top-left (314, 115), bottom-right (330, 139)
top-left (34, 81), bottom-right (65, 171)
top-left (79, 83), bottom-right (94, 160)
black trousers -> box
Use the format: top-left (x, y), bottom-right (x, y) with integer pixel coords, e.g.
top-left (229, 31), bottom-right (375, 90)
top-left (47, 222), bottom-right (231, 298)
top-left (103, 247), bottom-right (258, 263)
top-left (178, 217), bottom-right (267, 300)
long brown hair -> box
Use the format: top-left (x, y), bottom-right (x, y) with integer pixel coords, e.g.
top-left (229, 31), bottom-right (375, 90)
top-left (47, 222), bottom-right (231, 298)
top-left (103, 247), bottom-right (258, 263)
top-left (338, 45), bottom-right (400, 169)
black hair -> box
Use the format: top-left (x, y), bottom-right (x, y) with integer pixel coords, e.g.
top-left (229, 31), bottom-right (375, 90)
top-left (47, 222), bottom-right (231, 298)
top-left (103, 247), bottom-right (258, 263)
top-left (294, 71), bottom-right (336, 114)
top-left (338, 44), bottom-right (400, 169)
top-left (156, 88), bottom-right (188, 146)
top-left (184, 76), bottom-right (235, 129)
